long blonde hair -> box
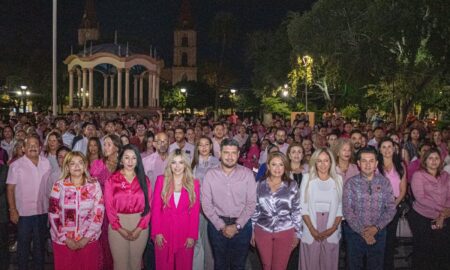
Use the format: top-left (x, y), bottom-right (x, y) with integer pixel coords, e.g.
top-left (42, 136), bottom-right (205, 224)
top-left (304, 147), bottom-right (342, 202)
top-left (60, 151), bottom-right (92, 185)
top-left (162, 149), bottom-right (196, 207)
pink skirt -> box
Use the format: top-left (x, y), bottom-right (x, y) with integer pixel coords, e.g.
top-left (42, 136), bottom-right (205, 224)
top-left (53, 241), bottom-right (101, 270)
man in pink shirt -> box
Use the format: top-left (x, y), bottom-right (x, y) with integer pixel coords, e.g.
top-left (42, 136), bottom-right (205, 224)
top-left (6, 135), bottom-right (52, 270)
top-left (212, 123), bottom-right (226, 158)
top-left (143, 132), bottom-right (169, 189)
top-left (202, 138), bottom-right (257, 270)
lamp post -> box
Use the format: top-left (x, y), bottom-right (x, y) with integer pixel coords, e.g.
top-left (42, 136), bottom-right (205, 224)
top-left (230, 89), bottom-right (237, 113)
top-left (180, 88), bottom-right (187, 115)
top-left (302, 55), bottom-right (312, 114)
top-left (17, 85), bottom-right (30, 113)
top-left (77, 87), bottom-right (89, 109)
top-left (282, 84), bottom-right (289, 97)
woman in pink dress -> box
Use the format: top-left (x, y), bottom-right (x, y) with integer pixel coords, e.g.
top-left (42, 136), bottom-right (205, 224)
top-left (152, 149), bottom-right (200, 270)
top-left (49, 151), bottom-right (104, 270)
top-left (89, 134), bottom-right (122, 270)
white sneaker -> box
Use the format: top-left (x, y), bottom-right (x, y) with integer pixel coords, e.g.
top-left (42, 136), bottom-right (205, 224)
top-left (8, 241), bottom-right (17, 252)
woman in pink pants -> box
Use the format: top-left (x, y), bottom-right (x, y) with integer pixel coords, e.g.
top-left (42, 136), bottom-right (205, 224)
top-left (299, 148), bottom-right (343, 270)
top-left (151, 149), bottom-right (200, 270)
top-left (251, 151), bottom-right (302, 270)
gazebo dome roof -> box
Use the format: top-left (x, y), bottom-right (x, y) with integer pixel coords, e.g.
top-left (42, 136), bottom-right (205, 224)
top-left (77, 43), bottom-right (145, 57)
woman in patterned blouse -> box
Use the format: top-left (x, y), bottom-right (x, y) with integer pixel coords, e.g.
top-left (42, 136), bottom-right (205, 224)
top-left (48, 151), bottom-right (105, 270)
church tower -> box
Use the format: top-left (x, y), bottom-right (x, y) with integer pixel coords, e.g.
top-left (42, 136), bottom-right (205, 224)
top-left (172, 0), bottom-right (197, 84)
top-left (78, 0), bottom-right (100, 46)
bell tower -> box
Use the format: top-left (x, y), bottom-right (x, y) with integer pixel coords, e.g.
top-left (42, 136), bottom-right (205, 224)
top-left (78, 0), bottom-right (100, 46)
top-left (172, 0), bottom-right (197, 84)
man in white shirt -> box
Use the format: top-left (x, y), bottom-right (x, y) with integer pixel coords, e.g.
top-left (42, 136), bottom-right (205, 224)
top-left (1, 126), bottom-right (15, 159)
top-left (368, 127), bottom-right (384, 149)
top-left (169, 127), bottom-right (195, 161)
top-left (72, 122), bottom-right (96, 155)
top-left (56, 118), bottom-right (74, 149)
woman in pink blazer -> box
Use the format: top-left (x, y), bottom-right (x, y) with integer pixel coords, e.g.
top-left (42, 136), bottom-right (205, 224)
top-left (151, 149), bottom-right (201, 270)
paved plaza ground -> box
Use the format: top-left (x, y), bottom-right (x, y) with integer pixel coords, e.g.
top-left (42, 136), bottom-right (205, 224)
top-left (8, 237), bottom-right (412, 270)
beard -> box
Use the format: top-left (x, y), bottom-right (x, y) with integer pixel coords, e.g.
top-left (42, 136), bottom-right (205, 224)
top-left (158, 146), bottom-right (168, 153)
top-left (221, 161), bottom-right (237, 169)
top-left (276, 140), bottom-right (285, 145)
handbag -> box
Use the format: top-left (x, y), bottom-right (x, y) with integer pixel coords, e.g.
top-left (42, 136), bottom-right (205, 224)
top-left (396, 214), bottom-right (413, 238)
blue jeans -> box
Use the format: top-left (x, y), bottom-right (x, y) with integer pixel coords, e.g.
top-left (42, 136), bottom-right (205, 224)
top-left (17, 214), bottom-right (48, 270)
top-left (344, 223), bottom-right (386, 270)
top-left (208, 220), bottom-right (252, 270)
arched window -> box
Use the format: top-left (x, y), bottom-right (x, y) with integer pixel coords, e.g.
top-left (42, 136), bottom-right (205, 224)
top-left (181, 36), bottom-right (188, 47)
top-left (182, 74), bottom-right (188, 81)
top-left (181, 53), bottom-right (188, 66)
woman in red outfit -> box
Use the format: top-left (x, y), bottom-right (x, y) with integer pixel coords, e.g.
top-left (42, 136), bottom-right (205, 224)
top-left (152, 149), bottom-right (200, 270)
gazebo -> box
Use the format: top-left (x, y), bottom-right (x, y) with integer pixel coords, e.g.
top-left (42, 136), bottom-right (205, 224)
top-left (63, 43), bottom-right (164, 112)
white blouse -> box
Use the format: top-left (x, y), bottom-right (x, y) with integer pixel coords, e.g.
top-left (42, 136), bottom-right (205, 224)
top-left (299, 173), bottom-right (343, 244)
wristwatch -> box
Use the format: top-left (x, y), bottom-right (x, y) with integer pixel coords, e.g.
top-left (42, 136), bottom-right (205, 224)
top-left (236, 223), bottom-right (241, 230)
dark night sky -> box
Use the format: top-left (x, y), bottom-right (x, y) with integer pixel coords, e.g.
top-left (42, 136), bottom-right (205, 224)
top-left (1, 0), bottom-right (314, 85)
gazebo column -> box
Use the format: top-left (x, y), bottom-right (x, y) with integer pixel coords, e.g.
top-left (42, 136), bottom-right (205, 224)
top-left (117, 69), bottom-right (122, 108)
top-left (155, 75), bottom-right (160, 107)
top-left (103, 75), bottom-right (108, 107)
top-left (88, 68), bottom-right (94, 108)
top-left (125, 69), bottom-right (130, 108)
top-left (110, 75), bottom-right (115, 107)
top-left (82, 68), bottom-right (87, 108)
top-left (133, 75), bottom-right (138, 107)
top-left (148, 74), bottom-right (153, 107)
top-left (69, 70), bottom-right (74, 108)
top-left (139, 75), bottom-right (144, 107)
top-left (77, 70), bottom-right (82, 107)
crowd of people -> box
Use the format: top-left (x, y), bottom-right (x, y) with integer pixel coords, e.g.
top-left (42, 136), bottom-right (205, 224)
top-left (0, 110), bottom-right (449, 270)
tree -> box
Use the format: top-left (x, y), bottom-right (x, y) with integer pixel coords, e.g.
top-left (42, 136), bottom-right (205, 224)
top-left (208, 12), bottom-right (239, 113)
top-left (246, 23), bottom-right (292, 98)
top-left (287, 0), bottom-right (450, 126)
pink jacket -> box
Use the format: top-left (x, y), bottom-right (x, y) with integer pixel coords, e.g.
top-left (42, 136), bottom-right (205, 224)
top-left (151, 175), bottom-right (200, 249)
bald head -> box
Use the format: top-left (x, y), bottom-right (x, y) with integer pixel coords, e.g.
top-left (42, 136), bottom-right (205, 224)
top-left (154, 132), bottom-right (169, 154)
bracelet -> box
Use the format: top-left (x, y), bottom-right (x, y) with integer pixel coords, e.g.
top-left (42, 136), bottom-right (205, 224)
top-left (9, 208), bottom-right (17, 211)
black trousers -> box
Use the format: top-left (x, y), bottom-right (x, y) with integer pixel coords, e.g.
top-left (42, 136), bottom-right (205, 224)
top-left (384, 204), bottom-right (402, 270)
top-left (408, 208), bottom-right (450, 270)
top-left (0, 222), bottom-right (9, 270)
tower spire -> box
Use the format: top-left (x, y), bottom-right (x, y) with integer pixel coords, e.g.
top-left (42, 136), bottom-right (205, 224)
top-left (80, 0), bottom-right (98, 29)
top-left (78, 0), bottom-right (100, 46)
top-left (177, 0), bottom-right (194, 29)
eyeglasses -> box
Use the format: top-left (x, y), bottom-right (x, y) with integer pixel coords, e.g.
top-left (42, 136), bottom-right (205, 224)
top-left (155, 141), bottom-right (168, 145)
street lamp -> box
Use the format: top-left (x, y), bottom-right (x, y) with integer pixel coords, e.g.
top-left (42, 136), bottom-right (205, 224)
top-left (302, 55), bottom-right (312, 114)
top-left (230, 89), bottom-right (237, 113)
top-left (180, 88), bottom-right (187, 115)
top-left (282, 84), bottom-right (289, 97)
top-left (17, 85), bottom-right (30, 113)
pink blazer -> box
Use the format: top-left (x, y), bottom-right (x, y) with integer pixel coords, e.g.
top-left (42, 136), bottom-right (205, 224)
top-left (151, 175), bottom-right (200, 249)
